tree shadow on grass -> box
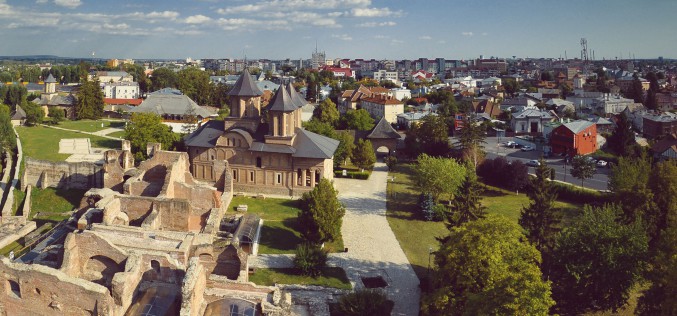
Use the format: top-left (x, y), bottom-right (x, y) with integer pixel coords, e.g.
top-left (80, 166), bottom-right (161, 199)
top-left (481, 186), bottom-right (509, 197)
top-left (259, 224), bottom-right (302, 253)
top-left (92, 138), bottom-right (121, 149)
top-left (108, 121), bottom-right (126, 128)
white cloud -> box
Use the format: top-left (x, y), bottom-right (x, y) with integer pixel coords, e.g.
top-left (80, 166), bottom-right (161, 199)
top-left (356, 21), bottom-right (396, 27)
top-left (351, 7), bottom-right (402, 17)
top-left (373, 35), bottom-right (389, 39)
top-left (36, 0), bottom-right (48, 4)
top-left (391, 39), bottom-right (404, 44)
top-left (461, 31), bottom-right (474, 37)
top-left (419, 35), bottom-right (432, 40)
top-left (146, 11), bottom-right (180, 20)
top-left (54, 0), bottom-right (81, 9)
top-left (184, 15), bottom-right (212, 24)
top-left (332, 34), bottom-right (352, 41)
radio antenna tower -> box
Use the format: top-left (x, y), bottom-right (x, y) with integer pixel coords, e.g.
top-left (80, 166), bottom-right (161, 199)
top-left (580, 38), bottom-right (589, 63)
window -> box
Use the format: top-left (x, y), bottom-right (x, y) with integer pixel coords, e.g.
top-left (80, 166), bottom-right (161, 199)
top-left (256, 157), bottom-right (262, 168)
top-left (249, 171), bottom-right (254, 182)
top-left (150, 260), bottom-right (160, 274)
top-left (276, 173), bottom-right (282, 184)
top-left (232, 170), bottom-right (238, 182)
top-left (8, 280), bottom-right (20, 299)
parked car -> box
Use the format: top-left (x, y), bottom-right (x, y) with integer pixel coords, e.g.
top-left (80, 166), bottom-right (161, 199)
top-left (521, 146), bottom-right (534, 152)
top-left (526, 160), bottom-right (540, 167)
top-left (505, 141), bottom-right (517, 148)
top-left (596, 160), bottom-right (608, 167)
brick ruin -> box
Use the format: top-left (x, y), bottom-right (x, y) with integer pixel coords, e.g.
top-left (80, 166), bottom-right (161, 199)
top-left (0, 142), bottom-right (295, 316)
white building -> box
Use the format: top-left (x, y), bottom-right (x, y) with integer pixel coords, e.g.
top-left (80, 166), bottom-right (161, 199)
top-left (102, 82), bottom-right (140, 99)
top-left (89, 71), bottom-right (134, 83)
top-left (372, 70), bottom-right (399, 82)
top-left (359, 94), bottom-right (404, 124)
top-left (388, 88), bottom-right (411, 101)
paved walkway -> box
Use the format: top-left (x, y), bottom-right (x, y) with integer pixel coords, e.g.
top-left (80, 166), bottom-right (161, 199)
top-left (39, 124), bottom-right (123, 140)
top-left (249, 162), bottom-right (421, 316)
top-left (92, 127), bottom-right (124, 137)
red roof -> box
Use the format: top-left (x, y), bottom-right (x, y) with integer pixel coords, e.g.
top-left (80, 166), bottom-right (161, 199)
top-left (104, 98), bottom-right (143, 106)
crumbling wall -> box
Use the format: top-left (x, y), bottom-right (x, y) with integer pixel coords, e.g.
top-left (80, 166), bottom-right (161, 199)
top-left (21, 158), bottom-right (102, 191)
top-left (102, 148), bottom-right (134, 192)
top-left (0, 257), bottom-right (119, 316)
top-left (60, 232), bottom-right (128, 287)
top-left (180, 257), bottom-right (207, 316)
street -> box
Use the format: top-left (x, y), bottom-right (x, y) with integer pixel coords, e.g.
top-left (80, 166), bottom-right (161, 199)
top-left (482, 137), bottom-right (609, 191)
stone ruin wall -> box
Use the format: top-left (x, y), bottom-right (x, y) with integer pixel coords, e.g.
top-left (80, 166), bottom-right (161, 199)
top-left (21, 158), bottom-right (102, 191)
top-left (0, 257), bottom-right (118, 316)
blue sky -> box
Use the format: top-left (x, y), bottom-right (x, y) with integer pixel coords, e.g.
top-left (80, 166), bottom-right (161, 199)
top-left (0, 0), bottom-right (675, 60)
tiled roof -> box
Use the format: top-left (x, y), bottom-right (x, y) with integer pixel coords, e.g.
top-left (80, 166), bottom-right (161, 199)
top-left (44, 74), bottom-right (56, 83)
top-left (11, 105), bottom-right (26, 120)
top-left (367, 117), bottom-right (401, 139)
top-left (267, 85), bottom-right (297, 112)
top-left (104, 98), bottom-right (143, 106)
top-left (562, 120), bottom-right (594, 134)
top-left (130, 93), bottom-right (213, 117)
top-left (227, 69), bottom-right (263, 97)
top-left (513, 109), bottom-right (552, 119)
top-left (183, 120), bottom-right (224, 148)
top-left (292, 129), bottom-right (339, 159)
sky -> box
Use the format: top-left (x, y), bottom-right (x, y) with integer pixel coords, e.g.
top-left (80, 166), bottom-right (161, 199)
top-left (0, 0), bottom-right (676, 61)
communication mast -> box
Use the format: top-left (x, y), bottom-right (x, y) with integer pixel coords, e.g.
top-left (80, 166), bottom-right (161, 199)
top-left (580, 38), bottom-right (588, 62)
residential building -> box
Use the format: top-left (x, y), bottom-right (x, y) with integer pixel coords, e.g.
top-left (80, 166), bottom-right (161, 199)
top-left (550, 120), bottom-right (597, 156)
top-left (102, 82), bottom-right (140, 99)
top-left (184, 71), bottom-right (339, 196)
top-left (615, 75), bottom-right (649, 93)
top-left (592, 93), bottom-right (641, 116)
top-left (339, 85), bottom-right (372, 113)
top-left (642, 112), bottom-right (677, 139)
top-left (472, 99), bottom-right (501, 118)
top-left (651, 134), bottom-right (677, 160)
top-left (588, 116), bottom-right (615, 134)
top-left (129, 88), bottom-right (214, 132)
top-left (359, 94), bottom-right (404, 124)
top-left (397, 112), bottom-right (437, 128)
top-left (479, 77), bottom-right (502, 87)
top-left (510, 109), bottom-right (553, 135)
top-left (322, 66), bottom-right (355, 79)
top-left (88, 71), bottom-right (134, 83)
top-left (500, 96), bottom-right (538, 112)
top-left (475, 58), bottom-right (508, 73)
top-left (388, 88), bottom-right (411, 101)
top-left (370, 69), bottom-right (398, 82)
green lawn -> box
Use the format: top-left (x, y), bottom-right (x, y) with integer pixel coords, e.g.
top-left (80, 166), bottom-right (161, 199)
top-left (248, 267), bottom-right (352, 290)
top-left (230, 196), bottom-right (344, 254)
top-left (46, 119), bottom-right (125, 132)
top-left (386, 163), bottom-right (582, 280)
top-left (17, 125), bottom-right (121, 161)
top-left (107, 130), bottom-right (126, 138)
top-left (28, 187), bottom-right (85, 224)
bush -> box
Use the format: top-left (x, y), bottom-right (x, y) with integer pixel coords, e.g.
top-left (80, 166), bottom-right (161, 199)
top-left (419, 193), bottom-right (435, 221)
top-left (334, 289), bottom-right (393, 316)
top-left (293, 242), bottom-right (328, 277)
top-left (551, 181), bottom-right (613, 205)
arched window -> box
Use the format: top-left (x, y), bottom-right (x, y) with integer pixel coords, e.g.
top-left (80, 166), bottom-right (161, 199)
top-left (150, 260), bottom-right (160, 274)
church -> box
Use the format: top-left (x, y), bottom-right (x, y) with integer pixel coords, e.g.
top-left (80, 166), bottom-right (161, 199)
top-left (184, 70), bottom-right (339, 196)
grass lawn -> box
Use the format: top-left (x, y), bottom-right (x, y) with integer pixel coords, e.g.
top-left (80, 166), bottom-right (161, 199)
top-left (248, 267), bottom-right (352, 290)
top-left (28, 187), bottom-right (85, 224)
top-left (46, 119), bottom-right (125, 132)
top-left (230, 196), bottom-right (344, 254)
top-left (17, 125), bottom-right (121, 161)
top-left (386, 163), bottom-right (582, 280)
top-left (107, 130), bottom-right (126, 138)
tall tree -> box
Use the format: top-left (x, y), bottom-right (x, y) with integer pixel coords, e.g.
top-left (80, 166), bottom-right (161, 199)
top-left (445, 169), bottom-right (486, 228)
top-left (124, 113), bottom-right (178, 160)
top-left (75, 79), bottom-right (104, 120)
top-left (549, 204), bottom-right (648, 315)
top-left (456, 115), bottom-right (486, 169)
top-left (22, 101), bottom-right (44, 126)
top-left (298, 178), bottom-right (345, 244)
top-left (149, 67), bottom-right (178, 92)
top-left (569, 155), bottom-right (595, 187)
top-left (404, 115), bottom-right (450, 157)
top-left (342, 109), bottom-right (375, 131)
top-left (333, 131), bottom-right (355, 167)
top-left (0, 105), bottom-right (14, 152)
top-left (519, 159), bottom-right (560, 252)
top-left (313, 98), bottom-right (339, 127)
top-left (628, 74), bottom-right (645, 104)
top-left (422, 215), bottom-right (554, 315)
top-left (351, 139), bottom-right (376, 171)
top-left (177, 67), bottom-right (212, 106)
top-left (413, 154), bottom-right (466, 203)
top-left (607, 111), bottom-right (636, 156)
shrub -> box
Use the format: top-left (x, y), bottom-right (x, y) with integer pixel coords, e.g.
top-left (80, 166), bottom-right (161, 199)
top-left (334, 170), bottom-right (370, 179)
top-left (298, 178), bottom-right (345, 244)
top-left (334, 289), bottom-right (393, 316)
top-left (293, 242), bottom-right (328, 277)
top-left (551, 181), bottom-right (613, 205)
top-left (419, 193), bottom-right (435, 221)
top-left (385, 155), bottom-right (397, 171)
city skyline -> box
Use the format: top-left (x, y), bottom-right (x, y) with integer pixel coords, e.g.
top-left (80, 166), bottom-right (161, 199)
top-left (0, 0), bottom-right (675, 60)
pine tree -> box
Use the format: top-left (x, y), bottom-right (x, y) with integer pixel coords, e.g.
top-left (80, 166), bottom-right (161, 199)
top-left (607, 111), bottom-right (636, 156)
top-left (298, 178), bottom-right (345, 244)
top-left (76, 79), bottom-right (104, 120)
top-left (419, 193), bottom-right (435, 221)
top-left (445, 170), bottom-right (486, 229)
top-left (519, 159), bottom-right (560, 252)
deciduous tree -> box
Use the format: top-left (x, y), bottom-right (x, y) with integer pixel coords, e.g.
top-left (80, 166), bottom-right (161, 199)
top-left (404, 115), bottom-right (449, 157)
top-left (413, 154), bottom-right (466, 202)
top-left (333, 131), bottom-right (354, 167)
top-left (351, 139), bottom-right (376, 171)
top-left (149, 67), bottom-right (178, 92)
top-left (124, 113), bottom-right (178, 160)
top-left (313, 98), bottom-right (339, 127)
top-left (342, 109), bottom-right (374, 131)
top-left (570, 155), bottom-right (595, 187)
top-left (177, 67), bottom-right (212, 106)
top-left (422, 215), bottom-right (554, 315)
top-left (456, 115), bottom-right (486, 169)
top-left (298, 178), bottom-right (345, 244)
top-left (549, 204), bottom-right (648, 315)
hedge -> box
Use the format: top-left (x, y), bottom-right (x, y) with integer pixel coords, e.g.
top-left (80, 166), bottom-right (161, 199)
top-left (334, 170), bottom-right (370, 180)
top-left (550, 181), bottom-right (613, 205)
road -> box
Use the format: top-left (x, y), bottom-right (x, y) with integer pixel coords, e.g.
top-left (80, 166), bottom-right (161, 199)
top-left (480, 137), bottom-right (609, 191)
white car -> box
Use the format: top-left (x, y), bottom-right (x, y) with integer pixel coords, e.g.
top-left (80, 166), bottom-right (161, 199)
top-left (521, 146), bottom-right (534, 152)
top-left (526, 160), bottom-right (540, 167)
top-left (596, 160), bottom-right (607, 167)
top-left (505, 141), bottom-right (517, 148)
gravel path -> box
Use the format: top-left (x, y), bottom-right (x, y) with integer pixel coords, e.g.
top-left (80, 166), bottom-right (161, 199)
top-left (249, 162), bottom-right (421, 315)
top-left (334, 162), bottom-right (420, 316)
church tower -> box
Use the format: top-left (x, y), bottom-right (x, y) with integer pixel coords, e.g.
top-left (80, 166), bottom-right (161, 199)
top-left (44, 74), bottom-right (57, 94)
top-left (224, 69), bottom-right (263, 132)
